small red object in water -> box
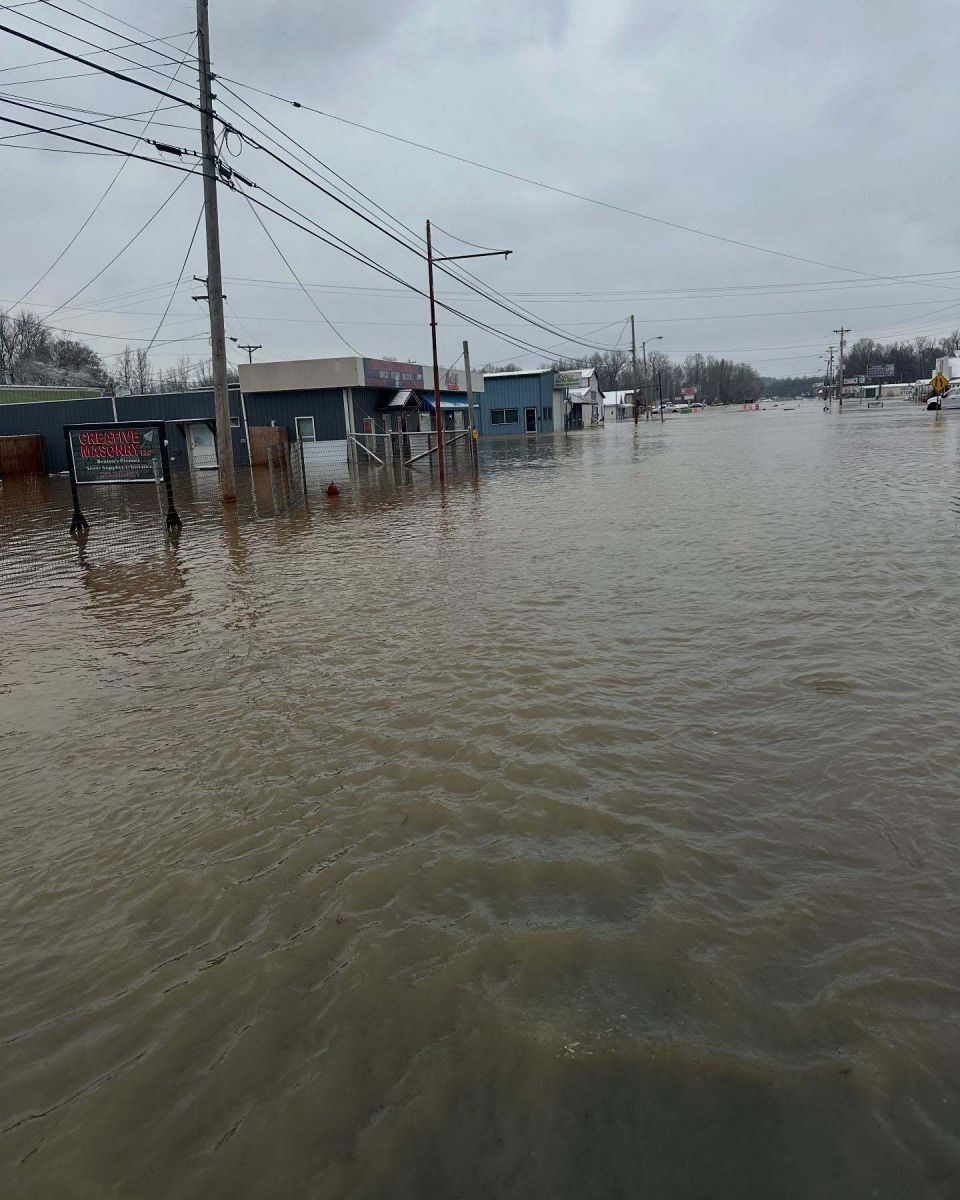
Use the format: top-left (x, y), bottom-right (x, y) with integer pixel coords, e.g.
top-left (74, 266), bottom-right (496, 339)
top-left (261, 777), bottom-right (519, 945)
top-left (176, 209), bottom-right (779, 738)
top-left (326, 482), bottom-right (340, 497)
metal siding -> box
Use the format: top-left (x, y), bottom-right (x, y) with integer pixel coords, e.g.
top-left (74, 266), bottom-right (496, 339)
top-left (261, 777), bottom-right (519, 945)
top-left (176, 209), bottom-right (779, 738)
top-left (0, 396), bottom-right (115, 472)
top-left (482, 374), bottom-right (544, 435)
top-left (116, 389), bottom-right (242, 469)
top-left (243, 388), bottom-right (347, 441)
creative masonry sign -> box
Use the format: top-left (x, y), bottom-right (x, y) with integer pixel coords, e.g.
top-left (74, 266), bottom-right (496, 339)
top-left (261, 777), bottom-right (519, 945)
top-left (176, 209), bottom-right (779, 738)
top-left (68, 424), bottom-right (162, 484)
top-left (63, 420), bottom-right (181, 536)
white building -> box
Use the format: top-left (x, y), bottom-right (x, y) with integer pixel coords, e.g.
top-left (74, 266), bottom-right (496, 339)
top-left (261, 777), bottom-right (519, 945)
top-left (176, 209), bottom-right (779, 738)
top-left (552, 367), bottom-right (604, 430)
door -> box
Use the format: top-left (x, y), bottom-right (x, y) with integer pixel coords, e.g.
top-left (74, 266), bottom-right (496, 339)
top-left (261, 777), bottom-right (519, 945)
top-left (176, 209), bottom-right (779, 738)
top-left (187, 422), bottom-right (218, 469)
top-left (525, 407), bottom-right (537, 433)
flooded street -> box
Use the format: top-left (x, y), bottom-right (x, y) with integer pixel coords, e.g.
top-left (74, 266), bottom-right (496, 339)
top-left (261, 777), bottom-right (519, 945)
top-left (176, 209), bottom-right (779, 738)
top-left (2, 406), bottom-right (959, 1197)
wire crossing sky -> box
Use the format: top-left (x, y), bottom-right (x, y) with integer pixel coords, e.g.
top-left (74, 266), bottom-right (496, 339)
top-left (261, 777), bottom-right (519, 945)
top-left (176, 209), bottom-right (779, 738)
top-left (0, 0), bottom-right (957, 374)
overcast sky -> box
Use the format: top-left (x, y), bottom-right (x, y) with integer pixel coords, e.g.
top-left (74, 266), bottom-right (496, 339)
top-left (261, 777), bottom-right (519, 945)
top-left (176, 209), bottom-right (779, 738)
top-left (1, 0), bottom-right (957, 377)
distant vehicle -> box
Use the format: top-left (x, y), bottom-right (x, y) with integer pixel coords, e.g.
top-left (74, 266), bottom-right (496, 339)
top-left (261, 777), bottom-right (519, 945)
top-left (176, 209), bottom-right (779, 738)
top-left (928, 384), bottom-right (960, 411)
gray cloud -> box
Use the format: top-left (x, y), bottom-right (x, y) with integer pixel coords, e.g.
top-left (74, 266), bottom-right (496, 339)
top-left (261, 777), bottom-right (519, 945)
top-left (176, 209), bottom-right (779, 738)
top-left (2, 0), bottom-right (957, 377)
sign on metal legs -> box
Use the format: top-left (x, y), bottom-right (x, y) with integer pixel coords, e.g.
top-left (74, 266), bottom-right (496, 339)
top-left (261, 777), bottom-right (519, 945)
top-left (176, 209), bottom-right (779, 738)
top-left (63, 421), bottom-right (182, 536)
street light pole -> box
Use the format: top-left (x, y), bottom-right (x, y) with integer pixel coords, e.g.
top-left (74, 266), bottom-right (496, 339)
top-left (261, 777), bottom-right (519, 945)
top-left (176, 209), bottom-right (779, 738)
top-left (426, 220), bottom-right (511, 482)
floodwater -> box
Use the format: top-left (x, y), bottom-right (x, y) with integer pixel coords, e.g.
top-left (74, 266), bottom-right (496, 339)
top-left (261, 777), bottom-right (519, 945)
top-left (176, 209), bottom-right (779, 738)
top-left (2, 405), bottom-right (959, 1199)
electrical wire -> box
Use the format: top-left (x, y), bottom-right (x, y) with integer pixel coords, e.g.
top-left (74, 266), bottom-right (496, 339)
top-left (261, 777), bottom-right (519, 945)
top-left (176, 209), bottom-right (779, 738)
top-left (143, 202), bottom-right (203, 354)
top-left (214, 83), bottom-right (622, 352)
top-left (0, 21), bottom-right (205, 114)
top-left (242, 194), bottom-right (362, 355)
top-left (0, 26), bottom-right (192, 73)
top-left (9, 3), bottom-right (197, 94)
top-left (41, 158), bottom-right (201, 321)
top-left (8, 37), bottom-right (197, 306)
top-left (213, 75), bottom-right (960, 295)
top-left (231, 185), bottom-right (624, 361)
top-left (0, 111), bottom-right (201, 168)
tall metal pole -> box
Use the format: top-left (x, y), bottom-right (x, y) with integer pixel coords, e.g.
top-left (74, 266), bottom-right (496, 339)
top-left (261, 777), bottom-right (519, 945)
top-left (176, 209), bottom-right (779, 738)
top-left (834, 327), bottom-right (850, 407)
top-left (196, 0), bottom-right (236, 502)
top-left (463, 339), bottom-right (479, 472)
top-left (631, 314), bottom-right (639, 424)
top-left (426, 220), bottom-right (445, 482)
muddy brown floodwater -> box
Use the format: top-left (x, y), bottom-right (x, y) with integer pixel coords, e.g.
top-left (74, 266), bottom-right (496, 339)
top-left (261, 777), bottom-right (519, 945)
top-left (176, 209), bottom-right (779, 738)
top-left (1, 405), bottom-right (959, 1198)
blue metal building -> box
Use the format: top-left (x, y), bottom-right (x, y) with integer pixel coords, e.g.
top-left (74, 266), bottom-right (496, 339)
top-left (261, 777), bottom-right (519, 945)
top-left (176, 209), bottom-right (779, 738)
top-left (478, 370), bottom-right (555, 436)
top-left (0, 387), bottom-right (244, 474)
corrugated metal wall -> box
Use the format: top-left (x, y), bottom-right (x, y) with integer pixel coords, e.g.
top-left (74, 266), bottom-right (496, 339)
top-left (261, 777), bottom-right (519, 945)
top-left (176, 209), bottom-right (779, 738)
top-left (0, 389), bottom-right (246, 473)
top-left (243, 388), bottom-right (347, 442)
top-left (0, 395), bottom-right (114, 472)
top-left (480, 374), bottom-right (555, 436)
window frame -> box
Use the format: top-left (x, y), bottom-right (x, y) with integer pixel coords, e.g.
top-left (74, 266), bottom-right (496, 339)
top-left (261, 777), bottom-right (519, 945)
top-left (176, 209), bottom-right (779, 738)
top-left (295, 415), bottom-right (317, 442)
top-left (491, 408), bottom-right (519, 426)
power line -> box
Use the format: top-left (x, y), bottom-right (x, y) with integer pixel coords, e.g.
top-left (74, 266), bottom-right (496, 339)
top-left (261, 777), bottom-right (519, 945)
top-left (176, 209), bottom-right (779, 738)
top-left (143, 203), bottom-right (204, 354)
top-left (214, 83), bottom-right (622, 352)
top-left (0, 26), bottom-right (192, 73)
top-left (232, 186), bottom-right (625, 361)
top-left (242, 195), bottom-right (361, 355)
top-left (214, 77), bottom-right (960, 296)
top-left (37, 0), bottom-right (195, 65)
top-left (0, 20), bottom-right (205, 114)
top-left (0, 94), bottom-right (194, 138)
top-left (42, 158), bottom-right (201, 321)
top-left (4, 5), bottom-right (198, 94)
top-left (0, 110), bottom-right (201, 168)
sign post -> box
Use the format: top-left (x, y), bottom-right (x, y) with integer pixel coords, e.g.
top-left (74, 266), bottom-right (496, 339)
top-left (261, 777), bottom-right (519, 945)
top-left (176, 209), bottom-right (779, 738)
top-left (63, 420), bottom-right (182, 536)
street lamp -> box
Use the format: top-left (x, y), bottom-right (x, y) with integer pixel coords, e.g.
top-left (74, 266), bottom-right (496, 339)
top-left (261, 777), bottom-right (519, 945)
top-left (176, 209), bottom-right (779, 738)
top-left (642, 335), bottom-right (663, 421)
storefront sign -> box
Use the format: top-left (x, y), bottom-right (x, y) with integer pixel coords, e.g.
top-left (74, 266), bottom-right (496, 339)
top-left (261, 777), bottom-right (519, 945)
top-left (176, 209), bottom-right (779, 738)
top-left (868, 363), bottom-right (896, 379)
top-left (68, 424), bottom-right (162, 484)
top-left (63, 420), bottom-right (181, 536)
top-left (554, 370), bottom-right (583, 389)
top-left (363, 358), bottom-right (425, 389)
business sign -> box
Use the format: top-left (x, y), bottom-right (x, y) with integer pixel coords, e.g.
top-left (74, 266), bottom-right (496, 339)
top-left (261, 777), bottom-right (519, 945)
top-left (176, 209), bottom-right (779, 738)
top-left (844, 376), bottom-right (866, 386)
top-left (63, 420), bottom-right (181, 536)
top-left (363, 358), bottom-right (425, 389)
top-left (68, 424), bottom-right (162, 484)
top-left (681, 386), bottom-right (697, 397)
top-left (868, 363), bottom-right (896, 379)
top-left (554, 370), bottom-right (583, 389)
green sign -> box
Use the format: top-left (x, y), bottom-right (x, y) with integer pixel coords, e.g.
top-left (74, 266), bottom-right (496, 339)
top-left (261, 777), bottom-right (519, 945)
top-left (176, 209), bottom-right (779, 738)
top-left (554, 370), bottom-right (583, 389)
top-left (69, 424), bottom-right (161, 485)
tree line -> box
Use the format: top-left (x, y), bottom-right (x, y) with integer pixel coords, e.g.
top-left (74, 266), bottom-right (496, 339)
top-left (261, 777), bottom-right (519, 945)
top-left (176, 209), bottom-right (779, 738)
top-left (839, 332), bottom-right (960, 383)
top-left (0, 308), bottom-right (237, 394)
top-left (542, 349), bottom-right (764, 404)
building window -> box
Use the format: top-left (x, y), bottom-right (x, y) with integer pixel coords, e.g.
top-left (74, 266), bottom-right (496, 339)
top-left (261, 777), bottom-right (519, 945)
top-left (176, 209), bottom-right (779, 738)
top-left (491, 408), bottom-right (519, 425)
top-left (542, 407), bottom-right (552, 420)
top-left (230, 415), bottom-right (241, 428)
top-left (295, 416), bottom-right (316, 441)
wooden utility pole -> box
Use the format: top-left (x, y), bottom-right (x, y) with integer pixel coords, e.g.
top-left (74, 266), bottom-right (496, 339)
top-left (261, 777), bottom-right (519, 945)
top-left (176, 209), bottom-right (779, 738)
top-left (630, 314), bottom-right (639, 424)
top-left (196, 0), bottom-right (236, 502)
top-left (462, 339), bottom-right (479, 472)
top-left (425, 221), bottom-right (511, 483)
top-left (642, 338), bottom-right (649, 420)
top-left (426, 220), bottom-right (445, 481)
top-left (834, 327), bottom-right (850, 407)
top-left (238, 343), bottom-right (262, 364)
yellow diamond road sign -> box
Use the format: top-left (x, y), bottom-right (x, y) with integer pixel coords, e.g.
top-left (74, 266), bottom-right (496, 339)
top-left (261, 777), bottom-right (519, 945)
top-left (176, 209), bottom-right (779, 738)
top-left (932, 372), bottom-right (950, 394)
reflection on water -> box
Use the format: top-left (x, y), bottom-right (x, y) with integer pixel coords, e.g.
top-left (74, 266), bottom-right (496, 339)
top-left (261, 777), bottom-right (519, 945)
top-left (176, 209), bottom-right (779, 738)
top-left (2, 410), bottom-right (960, 1199)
